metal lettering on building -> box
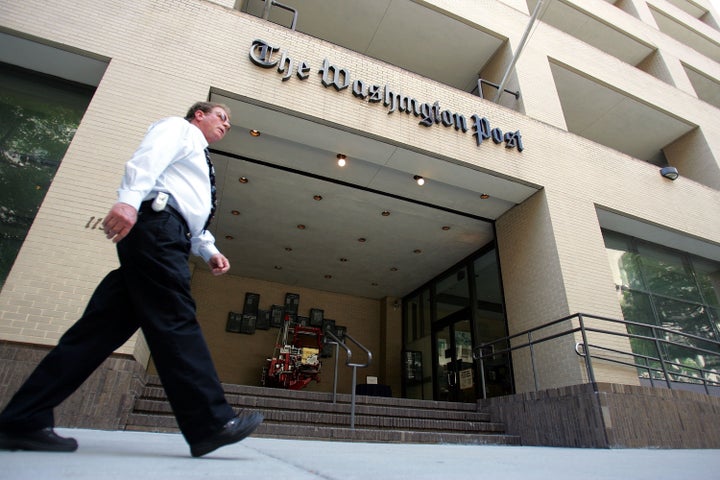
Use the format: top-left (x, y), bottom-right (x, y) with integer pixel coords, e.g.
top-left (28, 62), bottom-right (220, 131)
top-left (249, 39), bottom-right (523, 152)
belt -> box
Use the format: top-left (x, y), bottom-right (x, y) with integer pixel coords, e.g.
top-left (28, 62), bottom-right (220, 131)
top-left (139, 196), bottom-right (190, 237)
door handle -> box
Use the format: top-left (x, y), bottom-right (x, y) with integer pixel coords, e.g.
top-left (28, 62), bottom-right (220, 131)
top-left (447, 370), bottom-right (457, 387)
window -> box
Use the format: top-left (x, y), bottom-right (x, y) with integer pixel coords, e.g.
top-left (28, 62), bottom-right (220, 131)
top-left (0, 63), bottom-right (94, 288)
top-left (402, 242), bottom-right (512, 400)
top-left (603, 230), bottom-right (720, 384)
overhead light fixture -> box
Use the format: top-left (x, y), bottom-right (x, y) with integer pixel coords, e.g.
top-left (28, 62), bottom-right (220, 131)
top-left (336, 153), bottom-right (347, 167)
top-left (413, 175), bottom-right (425, 186)
top-left (249, 129), bottom-right (261, 137)
top-left (238, 176), bottom-right (249, 184)
top-left (660, 166), bottom-right (679, 180)
top-left (381, 211), bottom-right (390, 217)
top-left (480, 193), bottom-right (490, 199)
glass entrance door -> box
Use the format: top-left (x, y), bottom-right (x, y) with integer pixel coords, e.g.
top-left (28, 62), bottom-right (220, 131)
top-left (434, 312), bottom-right (476, 402)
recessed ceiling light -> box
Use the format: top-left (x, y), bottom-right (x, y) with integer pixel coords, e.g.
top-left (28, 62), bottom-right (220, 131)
top-left (336, 153), bottom-right (346, 167)
top-left (413, 175), bottom-right (425, 186)
top-left (238, 177), bottom-right (249, 184)
top-left (442, 226), bottom-right (451, 231)
top-left (358, 237), bottom-right (367, 243)
top-left (225, 235), bottom-right (234, 240)
top-left (249, 129), bottom-right (261, 137)
top-left (414, 249), bottom-right (422, 254)
top-left (381, 211), bottom-right (390, 217)
top-left (390, 267), bottom-right (398, 272)
top-left (297, 224), bottom-right (306, 230)
top-left (480, 193), bottom-right (490, 199)
top-left (313, 195), bottom-right (323, 201)
top-left (324, 274), bottom-right (333, 279)
top-left (231, 210), bottom-right (240, 216)
top-left (339, 258), bottom-right (348, 262)
top-left (274, 265), bottom-right (282, 270)
top-left (285, 247), bottom-right (293, 252)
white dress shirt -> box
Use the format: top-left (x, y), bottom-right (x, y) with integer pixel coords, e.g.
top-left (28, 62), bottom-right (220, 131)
top-left (117, 116), bottom-right (220, 262)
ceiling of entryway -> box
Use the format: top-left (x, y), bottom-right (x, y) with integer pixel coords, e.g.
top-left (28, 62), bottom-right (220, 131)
top-left (206, 96), bottom-right (537, 299)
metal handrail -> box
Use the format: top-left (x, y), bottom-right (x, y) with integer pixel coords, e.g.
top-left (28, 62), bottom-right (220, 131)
top-left (575, 342), bottom-right (720, 392)
top-left (261, 0), bottom-right (298, 30)
top-left (473, 312), bottom-right (720, 397)
top-left (324, 331), bottom-right (372, 428)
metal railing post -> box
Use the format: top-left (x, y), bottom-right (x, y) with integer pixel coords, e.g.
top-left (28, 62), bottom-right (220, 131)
top-left (528, 331), bottom-right (539, 391)
top-left (479, 353), bottom-right (487, 399)
top-left (260, 0), bottom-right (298, 30)
top-left (577, 314), bottom-right (596, 385)
top-left (332, 342), bottom-right (339, 404)
top-left (350, 366), bottom-right (358, 429)
top-left (651, 326), bottom-right (673, 388)
top-left (324, 331), bottom-right (372, 429)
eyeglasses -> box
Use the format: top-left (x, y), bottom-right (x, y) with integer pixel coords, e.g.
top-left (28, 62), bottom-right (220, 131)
top-left (211, 110), bottom-right (231, 129)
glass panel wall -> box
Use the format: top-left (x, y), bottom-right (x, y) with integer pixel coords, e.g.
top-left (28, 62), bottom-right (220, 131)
top-left (435, 266), bottom-right (470, 320)
top-left (402, 242), bottom-right (512, 400)
top-left (473, 248), bottom-right (512, 397)
top-left (0, 63), bottom-right (94, 289)
top-left (403, 288), bottom-right (432, 399)
top-left (603, 230), bottom-right (720, 385)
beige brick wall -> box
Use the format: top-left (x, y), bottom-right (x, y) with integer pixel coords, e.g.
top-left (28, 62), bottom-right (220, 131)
top-left (665, 127), bottom-right (720, 190)
top-left (0, 0), bottom-right (718, 396)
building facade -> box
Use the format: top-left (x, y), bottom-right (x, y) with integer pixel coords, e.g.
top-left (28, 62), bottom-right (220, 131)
top-left (1, 0), bottom-right (719, 447)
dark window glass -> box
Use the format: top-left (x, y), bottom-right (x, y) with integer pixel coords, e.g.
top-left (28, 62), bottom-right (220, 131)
top-left (604, 232), bottom-right (643, 289)
top-left (604, 230), bottom-right (720, 386)
top-left (694, 258), bottom-right (720, 308)
top-left (435, 266), bottom-right (469, 320)
top-left (637, 243), bottom-right (700, 302)
top-left (0, 63), bottom-right (94, 288)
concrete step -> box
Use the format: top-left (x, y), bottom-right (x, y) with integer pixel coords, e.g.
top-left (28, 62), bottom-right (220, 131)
top-left (126, 376), bottom-right (520, 445)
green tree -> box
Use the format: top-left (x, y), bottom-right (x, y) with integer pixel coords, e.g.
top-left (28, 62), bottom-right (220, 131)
top-left (0, 94), bottom-right (85, 288)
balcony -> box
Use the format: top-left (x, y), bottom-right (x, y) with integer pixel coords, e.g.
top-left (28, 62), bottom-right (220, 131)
top-left (239, 0), bottom-right (505, 93)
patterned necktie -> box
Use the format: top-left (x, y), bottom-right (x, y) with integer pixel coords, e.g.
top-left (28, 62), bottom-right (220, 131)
top-left (203, 148), bottom-right (217, 231)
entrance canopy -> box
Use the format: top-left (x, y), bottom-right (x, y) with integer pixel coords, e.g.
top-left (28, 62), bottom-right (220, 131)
top-left (206, 95), bottom-right (538, 299)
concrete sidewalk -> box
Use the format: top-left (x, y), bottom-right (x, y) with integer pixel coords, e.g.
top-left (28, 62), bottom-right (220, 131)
top-left (1, 428), bottom-right (718, 480)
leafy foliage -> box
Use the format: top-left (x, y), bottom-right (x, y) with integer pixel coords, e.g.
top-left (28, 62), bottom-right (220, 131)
top-left (0, 72), bottom-right (93, 288)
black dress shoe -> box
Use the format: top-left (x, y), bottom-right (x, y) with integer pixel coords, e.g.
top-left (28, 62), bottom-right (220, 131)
top-left (0, 427), bottom-right (78, 452)
top-left (190, 412), bottom-right (264, 458)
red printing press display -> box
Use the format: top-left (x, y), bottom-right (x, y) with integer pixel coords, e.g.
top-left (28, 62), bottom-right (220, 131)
top-left (262, 315), bottom-right (324, 390)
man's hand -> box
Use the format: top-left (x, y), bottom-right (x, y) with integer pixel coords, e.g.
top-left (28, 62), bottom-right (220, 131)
top-left (208, 253), bottom-right (230, 276)
top-left (103, 202), bottom-right (138, 243)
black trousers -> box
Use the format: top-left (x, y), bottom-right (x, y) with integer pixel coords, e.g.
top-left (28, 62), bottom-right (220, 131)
top-left (0, 206), bottom-right (233, 444)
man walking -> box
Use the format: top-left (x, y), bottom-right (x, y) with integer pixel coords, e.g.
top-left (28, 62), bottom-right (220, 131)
top-left (0, 101), bottom-right (263, 457)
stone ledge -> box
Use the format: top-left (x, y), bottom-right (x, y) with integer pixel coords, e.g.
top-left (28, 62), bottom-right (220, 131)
top-left (0, 341), bottom-right (146, 430)
top-left (479, 382), bottom-right (720, 448)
